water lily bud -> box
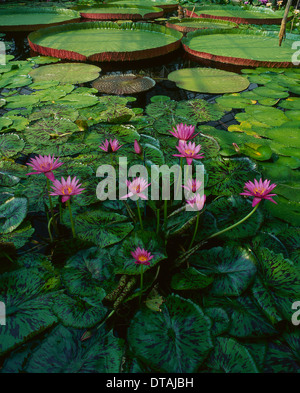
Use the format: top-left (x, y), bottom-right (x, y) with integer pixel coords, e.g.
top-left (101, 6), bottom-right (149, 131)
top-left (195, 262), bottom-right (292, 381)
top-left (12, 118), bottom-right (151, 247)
top-left (134, 139), bottom-right (143, 155)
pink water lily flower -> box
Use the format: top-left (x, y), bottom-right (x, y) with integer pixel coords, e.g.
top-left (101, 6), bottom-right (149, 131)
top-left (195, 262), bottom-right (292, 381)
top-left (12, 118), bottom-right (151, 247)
top-left (121, 177), bottom-right (150, 200)
top-left (169, 123), bottom-right (199, 144)
top-left (240, 178), bottom-right (277, 207)
top-left (50, 176), bottom-right (85, 203)
top-left (186, 194), bottom-right (206, 211)
top-left (26, 154), bottom-right (63, 181)
top-left (131, 247), bottom-right (154, 266)
top-left (182, 179), bottom-right (202, 193)
top-left (173, 141), bottom-right (204, 165)
top-left (99, 139), bottom-right (123, 153)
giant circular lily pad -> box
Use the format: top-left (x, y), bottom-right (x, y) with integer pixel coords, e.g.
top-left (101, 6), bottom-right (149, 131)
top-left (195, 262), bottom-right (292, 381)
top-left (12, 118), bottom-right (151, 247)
top-left (168, 68), bottom-right (250, 94)
top-left (166, 17), bottom-right (238, 33)
top-left (72, 4), bottom-right (164, 20)
top-left (184, 4), bottom-right (291, 25)
top-left (28, 21), bottom-right (182, 62)
top-left (0, 7), bottom-right (80, 32)
top-left (107, 0), bottom-right (179, 11)
top-left (182, 29), bottom-right (298, 68)
top-left (29, 63), bottom-right (101, 84)
top-left (92, 74), bottom-right (155, 94)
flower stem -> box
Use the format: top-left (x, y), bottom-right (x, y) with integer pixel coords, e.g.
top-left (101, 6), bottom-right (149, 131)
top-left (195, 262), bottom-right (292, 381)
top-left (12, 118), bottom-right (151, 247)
top-left (188, 211), bottom-right (200, 251)
top-left (46, 177), bottom-right (58, 235)
top-left (136, 199), bottom-right (144, 231)
top-left (139, 265), bottom-right (144, 306)
top-left (163, 199), bottom-right (168, 232)
top-left (67, 199), bottom-right (76, 238)
top-left (207, 204), bottom-right (259, 240)
top-left (156, 208), bottom-right (160, 235)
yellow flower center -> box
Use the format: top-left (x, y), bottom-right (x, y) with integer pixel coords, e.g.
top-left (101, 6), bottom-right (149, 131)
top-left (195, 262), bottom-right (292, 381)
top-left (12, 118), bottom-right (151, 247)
top-left (185, 149), bottom-right (194, 156)
top-left (254, 187), bottom-right (265, 196)
top-left (138, 256), bottom-right (147, 262)
top-left (62, 186), bottom-right (73, 195)
top-left (135, 185), bottom-right (141, 193)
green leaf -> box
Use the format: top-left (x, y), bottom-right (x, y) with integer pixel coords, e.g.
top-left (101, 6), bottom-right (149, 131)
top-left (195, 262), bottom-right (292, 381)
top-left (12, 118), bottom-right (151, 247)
top-left (5, 94), bottom-right (40, 109)
top-left (29, 63), bottom-right (101, 84)
top-left (0, 268), bottom-right (58, 355)
top-left (0, 134), bottom-right (25, 157)
top-left (127, 294), bottom-right (213, 372)
top-left (68, 209), bottom-right (133, 248)
top-left (171, 267), bottom-right (214, 290)
top-left (0, 197), bottom-right (28, 234)
top-left (168, 68), bottom-right (249, 94)
top-left (264, 342), bottom-right (300, 373)
top-left (62, 247), bottom-right (116, 297)
top-left (204, 307), bottom-right (230, 337)
top-left (205, 157), bottom-right (259, 196)
top-left (226, 296), bottom-right (278, 338)
top-left (0, 221), bottom-right (34, 249)
top-left (24, 325), bottom-right (122, 373)
top-left (207, 196), bottom-right (263, 239)
top-left (176, 99), bottom-right (224, 123)
top-left (207, 337), bottom-right (259, 373)
top-left (189, 246), bottom-right (256, 297)
top-left (52, 294), bottom-right (107, 329)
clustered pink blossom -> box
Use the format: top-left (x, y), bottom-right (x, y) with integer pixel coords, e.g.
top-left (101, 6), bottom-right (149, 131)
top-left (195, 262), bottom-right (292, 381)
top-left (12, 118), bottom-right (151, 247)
top-left (26, 155), bottom-right (85, 204)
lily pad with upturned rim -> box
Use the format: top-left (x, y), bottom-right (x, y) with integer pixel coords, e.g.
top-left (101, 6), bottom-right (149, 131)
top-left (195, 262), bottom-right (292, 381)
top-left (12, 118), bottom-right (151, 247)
top-left (166, 17), bottom-right (238, 33)
top-left (0, 7), bottom-right (81, 32)
top-left (108, 0), bottom-right (179, 11)
top-left (184, 4), bottom-right (290, 25)
top-left (182, 29), bottom-right (298, 68)
top-left (28, 21), bottom-right (183, 62)
top-left (72, 4), bottom-right (164, 20)
top-left (92, 74), bottom-right (155, 95)
top-left (168, 68), bottom-right (249, 94)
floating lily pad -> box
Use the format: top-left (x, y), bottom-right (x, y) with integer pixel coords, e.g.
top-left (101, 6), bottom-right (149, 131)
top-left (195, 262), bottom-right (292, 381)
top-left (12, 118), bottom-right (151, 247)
top-left (189, 246), bottom-right (256, 297)
top-left (207, 337), bottom-right (259, 373)
top-left (184, 4), bottom-right (290, 24)
top-left (108, 0), bottom-right (179, 10)
top-left (166, 17), bottom-right (238, 33)
top-left (28, 21), bottom-right (182, 62)
top-left (23, 325), bottom-right (122, 373)
top-left (127, 294), bottom-right (213, 372)
top-left (168, 68), bottom-right (249, 94)
top-left (182, 29), bottom-right (297, 67)
top-left (73, 4), bottom-right (164, 20)
top-left (0, 7), bottom-right (80, 32)
top-left (92, 74), bottom-right (155, 95)
top-left (29, 63), bottom-right (101, 84)
top-left (279, 97), bottom-right (300, 110)
top-left (0, 134), bottom-right (25, 157)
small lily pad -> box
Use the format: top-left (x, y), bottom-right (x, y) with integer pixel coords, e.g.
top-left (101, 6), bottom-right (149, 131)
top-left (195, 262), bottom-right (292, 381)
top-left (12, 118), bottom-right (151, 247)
top-left (168, 68), bottom-right (249, 94)
top-left (29, 63), bottom-right (101, 84)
